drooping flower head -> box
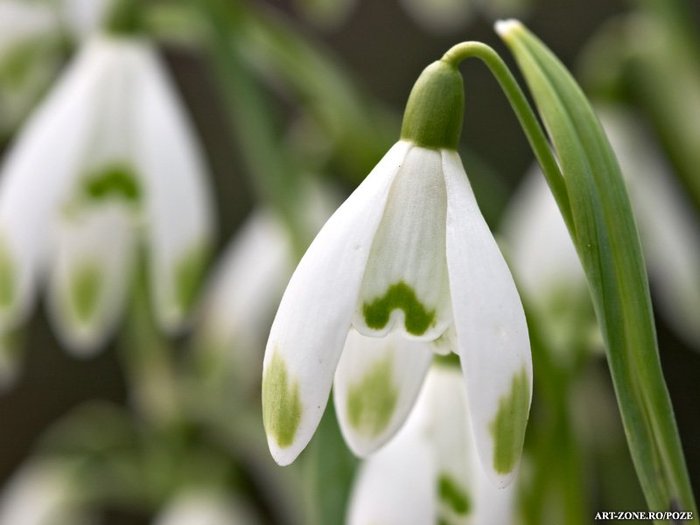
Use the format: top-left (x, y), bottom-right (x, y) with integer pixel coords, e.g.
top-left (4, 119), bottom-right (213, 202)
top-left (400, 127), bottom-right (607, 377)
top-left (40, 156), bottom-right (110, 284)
top-left (262, 55), bottom-right (532, 487)
top-left (0, 32), bottom-right (213, 354)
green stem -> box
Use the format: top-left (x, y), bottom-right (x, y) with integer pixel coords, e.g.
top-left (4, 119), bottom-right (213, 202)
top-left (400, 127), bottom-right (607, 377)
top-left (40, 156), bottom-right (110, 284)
top-left (195, 0), bottom-right (311, 256)
top-left (121, 252), bottom-right (181, 426)
top-left (441, 42), bottom-right (574, 233)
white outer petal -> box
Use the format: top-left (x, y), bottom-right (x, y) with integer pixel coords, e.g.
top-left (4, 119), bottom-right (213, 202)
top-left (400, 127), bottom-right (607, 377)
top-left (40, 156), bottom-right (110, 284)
top-left (333, 328), bottom-right (432, 457)
top-left (0, 39), bottom-right (107, 330)
top-left (0, 461), bottom-right (95, 525)
top-left (443, 150), bottom-right (531, 488)
top-left (154, 490), bottom-right (260, 525)
top-left (0, 1), bottom-right (55, 55)
top-left (398, 0), bottom-right (473, 34)
top-left (58, 0), bottom-right (111, 40)
top-left (130, 41), bottom-right (214, 333)
top-left (346, 422), bottom-right (435, 525)
top-left (263, 141), bottom-right (410, 466)
top-left (47, 204), bottom-right (135, 356)
top-left (500, 166), bottom-right (584, 303)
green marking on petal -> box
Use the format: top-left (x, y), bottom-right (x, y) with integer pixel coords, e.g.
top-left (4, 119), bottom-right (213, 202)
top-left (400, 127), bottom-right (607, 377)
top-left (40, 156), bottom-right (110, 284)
top-left (262, 351), bottom-right (302, 448)
top-left (82, 164), bottom-right (141, 204)
top-left (363, 281), bottom-right (436, 336)
top-left (174, 244), bottom-right (209, 314)
top-left (347, 355), bottom-right (398, 437)
top-left (438, 473), bottom-right (471, 515)
top-left (69, 263), bottom-right (102, 324)
top-left (0, 238), bottom-right (15, 311)
top-left (490, 368), bottom-right (531, 474)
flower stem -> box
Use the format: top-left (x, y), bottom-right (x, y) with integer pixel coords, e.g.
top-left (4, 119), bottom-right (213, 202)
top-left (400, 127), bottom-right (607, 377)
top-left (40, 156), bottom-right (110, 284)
top-left (441, 42), bottom-right (574, 233)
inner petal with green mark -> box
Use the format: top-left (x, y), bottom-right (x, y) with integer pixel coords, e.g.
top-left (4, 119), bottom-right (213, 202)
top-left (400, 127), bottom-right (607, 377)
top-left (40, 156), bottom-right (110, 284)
top-left (81, 164), bottom-right (141, 205)
top-left (263, 351), bottom-right (302, 448)
top-left (489, 368), bottom-right (531, 474)
top-left (68, 262), bottom-right (103, 325)
top-left (438, 473), bottom-right (471, 516)
top-left (0, 237), bottom-right (16, 312)
top-left (354, 146), bottom-right (451, 340)
top-left (347, 354), bottom-right (398, 437)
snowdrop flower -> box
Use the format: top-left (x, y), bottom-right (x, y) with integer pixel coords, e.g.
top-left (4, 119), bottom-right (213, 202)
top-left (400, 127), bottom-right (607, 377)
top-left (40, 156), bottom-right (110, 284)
top-left (503, 105), bottom-right (700, 348)
top-left (0, 0), bottom-right (112, 134)
top-left (0, 460), bottom-right (95, 525)
top-left (263, 59), bottom-right (531, 487)
top-left (0, 34), bottom-right (213, 354)
top-left (154, 490), bottom-right (260, 525)
top-left (347, 364), bottom-right (518, 525)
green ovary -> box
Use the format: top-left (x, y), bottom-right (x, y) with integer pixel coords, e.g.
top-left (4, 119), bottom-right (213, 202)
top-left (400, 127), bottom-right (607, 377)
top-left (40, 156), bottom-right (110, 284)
top-left (438, 473), bottom-right (471, 515)
top-left (347, 355), bottom-right (398, 437)
top-left (263, 351), bottom-right (302, 448)
top-left (490, 368), bottom-right (531, 474)
top-left (0, 239), bottom-right (15, 311)
top-left (69, 264), bottom-right (102, 324)
top-left (82, 164), bottom-right (141, 204)
top-left (362, 281), bottom-right (435, 336)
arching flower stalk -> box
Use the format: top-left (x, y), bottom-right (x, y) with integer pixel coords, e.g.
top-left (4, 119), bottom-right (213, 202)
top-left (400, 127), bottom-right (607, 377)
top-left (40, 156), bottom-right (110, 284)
top-left (262, 55), bottom-right (532, 488)
top-left (0, 33), bottom-right (213, 355)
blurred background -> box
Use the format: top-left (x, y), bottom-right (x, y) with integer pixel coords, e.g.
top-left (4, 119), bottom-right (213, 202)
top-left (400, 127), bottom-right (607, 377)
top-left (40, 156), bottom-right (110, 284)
top-left (0, 0), bottom-right (699, 523)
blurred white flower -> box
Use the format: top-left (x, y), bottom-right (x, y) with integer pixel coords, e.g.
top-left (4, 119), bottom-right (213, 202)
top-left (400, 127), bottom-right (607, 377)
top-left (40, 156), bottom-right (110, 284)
top-left (347, 364), bottom-right (518, 525)
top-left (154, 490), bottom-right (260, 525)
top-left (263, 139), bottom-right (531, 489)
top-left (0, 34), bottom-right (213, 354)
top-left (502, 105), bottom-right (700, 348)
top-left (399, 0), bottom-right (530, 34)
top-left (0, 460), bottom-right (95, 525)
top-left (0, 0), bottom-right (112, 135)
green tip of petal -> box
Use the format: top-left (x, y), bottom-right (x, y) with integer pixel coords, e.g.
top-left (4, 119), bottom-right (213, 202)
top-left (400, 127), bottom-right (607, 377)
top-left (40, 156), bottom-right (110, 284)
top-left (69, 263), bottom-right (103, 324)
top-left (490, 367), bottom-right (531, 474)
top-left (0, 238), bottom-right (15, 311)
top-left (347, 355), bottom-right (398, 437)
top-left (174, 244), bottom-right (209, 315)
top-left (82, 164), bottom-right (141, 204)
top-left (438, 473), bottom-right (471, 516)
top-left (263, 351), bottom-right (302, 449)
top-left (363, 281), bottom-right (436, 336)
top-left (400, 60), bottom-right (464, 150)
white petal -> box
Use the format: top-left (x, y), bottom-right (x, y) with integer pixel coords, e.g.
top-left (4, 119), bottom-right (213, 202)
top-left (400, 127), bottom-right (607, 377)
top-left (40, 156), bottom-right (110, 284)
top-left (353, 146), bottom-right (452, 342)
top-left (0, 460), bottom-right (95, 525)
top-left (154, 490), bottom-right (260, 525)
top-left (333, 328), bottom-right (432, 456)
top-left (46, 204), bottom-right (135, 356)
top-left (500, 165), bottom-right (585, 304)
top-left (346, 424), bottom-right (436, 525)
top-left (262, 141), bottom-right (411, 466)
top-left (398, 0), bottom-right (473, 34)
top-left (58, 0), bottom-right (111, 40)
top-left (197, 210), bottom-right (293, 387)
top-left (0, 39), bottom-right (109, 330)
top-left (420, 365), bottom-right (478, 524)
top-left (130, 42), bottom-right (214, 334)
top-left (0, 1), bottom-right (54, 54)
top-left (443, 150), bottom-right (531, 488)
